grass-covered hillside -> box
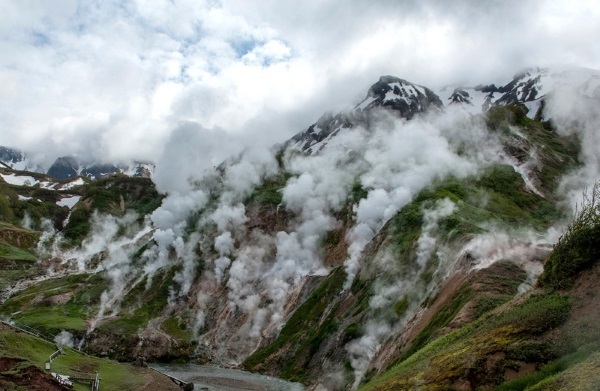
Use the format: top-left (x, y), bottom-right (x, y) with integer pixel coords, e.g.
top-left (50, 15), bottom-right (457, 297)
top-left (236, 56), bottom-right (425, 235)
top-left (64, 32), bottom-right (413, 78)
top-left (357, 184), bottom-right (600, 390)
top-left (242, 106), bottom-right (582, 388)
top-left (0, 100), bottom-right (597, 391)
top-left (0, 171), bottom-right (181, 389)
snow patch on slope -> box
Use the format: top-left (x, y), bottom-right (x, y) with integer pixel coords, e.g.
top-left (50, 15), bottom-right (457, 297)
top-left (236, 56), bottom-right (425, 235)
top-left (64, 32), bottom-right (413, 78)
top-left (57, 196), bottom-right (81, 209)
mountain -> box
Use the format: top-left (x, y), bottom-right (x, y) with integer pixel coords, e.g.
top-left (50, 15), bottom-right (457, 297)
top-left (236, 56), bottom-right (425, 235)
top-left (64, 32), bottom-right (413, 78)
top-left (45, 156), bottom-right (155, 180)
top-left (289, 76), bottom-right (443, 154)
top-left (439, 67), bottom-right (600, 117)
top-left (46, 156), bottom-right (80, 179)
top-left (1, 67), bottom-right (600, 391)
top-left (0, 149), bottom-right (155, 180)
top-left (0, 146), bottom-right (44, 172)
top-left (0, 146), bottom-right (26, 169)
top-left (290, 67), bottom-right (600, 157)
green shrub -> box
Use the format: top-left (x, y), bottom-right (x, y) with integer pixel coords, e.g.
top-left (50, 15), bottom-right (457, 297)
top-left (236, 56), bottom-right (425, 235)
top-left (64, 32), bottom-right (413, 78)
top-left (245, 175), bottom-right (289, 206)
top-left (351, 181), bottom-right (369, 204)
top-left (343, 323), bottom-right (361, 343)
top-left (538, 183), bottom-right (600, 289)
top-left (473, 294), bottom-right (512, 318)
top-left (506, 341), bottom-right (557, 363)
top-left (62, 208), bottom-right (91, 241)
top-left (0, 195), bottom-right (14, 221)
top-left (496, 344), bottom-right (596, 391)
top-left (493, 293), bottom-right (572, 335)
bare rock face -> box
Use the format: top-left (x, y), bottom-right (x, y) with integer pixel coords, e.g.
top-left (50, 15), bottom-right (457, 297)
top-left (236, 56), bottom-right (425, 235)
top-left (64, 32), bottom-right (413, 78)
top-left (47, 156), bottom-right (79, 179)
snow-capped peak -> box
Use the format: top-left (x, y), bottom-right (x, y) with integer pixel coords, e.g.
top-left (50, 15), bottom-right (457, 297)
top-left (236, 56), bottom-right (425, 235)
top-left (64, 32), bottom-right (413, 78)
top-left (439, 66), bottom-right (600, 118)
top-left (355, 75), bottom-right (443, 118)
top-left (289, 76), bottom-right (444, 154)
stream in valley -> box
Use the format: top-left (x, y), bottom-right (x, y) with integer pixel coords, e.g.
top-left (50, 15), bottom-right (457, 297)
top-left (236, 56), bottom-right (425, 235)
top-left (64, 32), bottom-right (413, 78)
top-left (150, 363), bottom-right (305, 391)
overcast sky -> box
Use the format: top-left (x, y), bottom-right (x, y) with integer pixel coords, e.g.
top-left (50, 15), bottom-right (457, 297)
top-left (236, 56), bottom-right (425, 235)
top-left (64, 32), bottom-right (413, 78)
top-left (1, 0), bottom-right (600, 166)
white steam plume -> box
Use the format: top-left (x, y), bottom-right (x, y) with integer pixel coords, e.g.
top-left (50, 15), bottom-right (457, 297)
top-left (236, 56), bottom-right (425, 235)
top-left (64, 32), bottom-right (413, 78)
top-left (346, 198), bottom-right (458, 389)
top-left (343, 109), bottom-right (504, 288)
top-left (54, 330), bottom-right (75, 349)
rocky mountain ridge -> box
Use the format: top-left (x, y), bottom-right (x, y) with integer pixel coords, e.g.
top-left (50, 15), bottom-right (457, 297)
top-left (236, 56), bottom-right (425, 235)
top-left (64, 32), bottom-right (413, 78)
top-left (440, 66), bottom-right (600, 117)
top-left (288, 67), bottom-right (600, 156)
top-left (0, 147), bottom-right (154, 180)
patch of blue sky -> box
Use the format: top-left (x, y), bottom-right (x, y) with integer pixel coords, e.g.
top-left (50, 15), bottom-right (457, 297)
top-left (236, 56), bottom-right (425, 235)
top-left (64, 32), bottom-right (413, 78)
top-left (259, 54), bottom-right (290, 67)
top-left (231, 38), bottom-right (258, 58)
top-left (30, 30), bottom-right (50, 47)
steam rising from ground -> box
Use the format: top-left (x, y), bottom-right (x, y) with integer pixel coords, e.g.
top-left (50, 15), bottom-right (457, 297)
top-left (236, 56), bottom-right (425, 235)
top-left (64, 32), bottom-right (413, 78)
top-left (54, 330), bottom-right (75, 349)
top-left (339, 87), bottom-right (600, 386)
top-left (343, 109), bottom-right (507, 288)
top-left (28, 77), bottom-right (600, 383)
top-left (462, 226), bottom-right (562, 292)
top-left (345, 198), bottom-right (461, 389)
top-left (82, 108), bottom-right (506, 360)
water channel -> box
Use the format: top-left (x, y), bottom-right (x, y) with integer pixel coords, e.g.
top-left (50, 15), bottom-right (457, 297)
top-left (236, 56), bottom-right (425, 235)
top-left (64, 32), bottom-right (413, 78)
top-left (151, 363), bottom-right (305, 391)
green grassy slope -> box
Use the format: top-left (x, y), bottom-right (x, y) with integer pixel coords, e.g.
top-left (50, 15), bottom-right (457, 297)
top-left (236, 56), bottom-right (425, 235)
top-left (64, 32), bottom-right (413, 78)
top-left (0, 324), bottom-right (145, 391)
top-left (359, 183), bottom-right (600, 391)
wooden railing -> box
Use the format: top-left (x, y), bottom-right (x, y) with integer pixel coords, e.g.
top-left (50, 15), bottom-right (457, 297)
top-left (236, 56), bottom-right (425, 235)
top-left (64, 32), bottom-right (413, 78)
top-left (70, 373), bottom-right (101, 391)
top-left (0, 320), bottom-right (53, 342)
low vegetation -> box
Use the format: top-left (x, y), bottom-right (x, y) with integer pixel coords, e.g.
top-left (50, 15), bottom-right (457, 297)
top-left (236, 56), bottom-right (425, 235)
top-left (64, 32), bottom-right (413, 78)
top-left (360, 182), bottom-right (600, 390)
top-left (63, 175), bottom-right (162, 242)
top-left (97, 269), bottom-right (175, 336)
top-left (0, 105), bottom-right (596, 390)
top-left (244, 267), bottom-right (347, 383)
top-left (361, 293), bottom-right (573, 390)
top-left (1, 274), bottom-right (106, 336)
top-left (538, 183), bottom-right (600, 289)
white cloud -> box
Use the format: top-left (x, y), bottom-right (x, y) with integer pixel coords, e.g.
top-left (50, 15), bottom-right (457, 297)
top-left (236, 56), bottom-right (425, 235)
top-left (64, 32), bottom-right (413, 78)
top-left (1, 0), bottom-right (600, 169)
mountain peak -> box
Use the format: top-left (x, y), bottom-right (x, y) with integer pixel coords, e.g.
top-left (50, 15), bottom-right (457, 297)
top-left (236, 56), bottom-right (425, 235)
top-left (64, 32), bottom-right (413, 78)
top-left (289, 75), bottom-right (444, 154)
top-left (47, 156), bottom-right (79, 179)
top-left (356, 76), bottom-right (444, 118)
